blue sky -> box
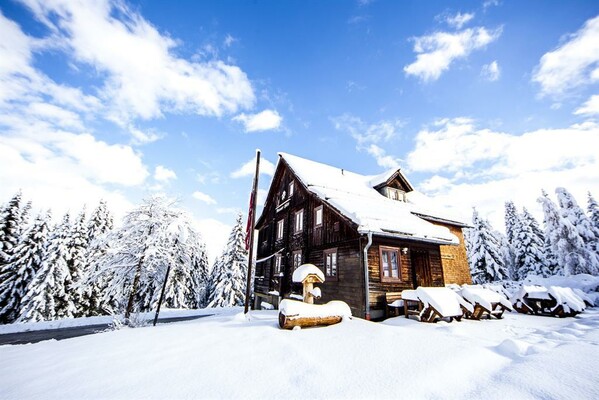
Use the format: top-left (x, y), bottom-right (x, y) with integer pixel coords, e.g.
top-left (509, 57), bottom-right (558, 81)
top-left (1, 0), bottom-right (599, 259)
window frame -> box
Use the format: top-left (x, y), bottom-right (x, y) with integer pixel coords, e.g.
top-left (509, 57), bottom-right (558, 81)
top-left (294, 209), bottom-right (304, 234)
top-left (379, 246), bottom-right (401, 283)
top-left (274, 254), bottom-right (283, 276)
top-left (276, 219), bottom-right (284, 240)
top-left (289, 181), bottom-right (295, 197)
top-left (292, 250), bottom-right (302, 269)
top-left (314, 205), bottom-right (323, 228)
top-left (324, 248), bottom-right (338, 281)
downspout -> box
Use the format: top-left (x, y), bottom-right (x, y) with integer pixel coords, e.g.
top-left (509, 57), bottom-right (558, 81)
top-left (363, 232), bottom-right (373, 320)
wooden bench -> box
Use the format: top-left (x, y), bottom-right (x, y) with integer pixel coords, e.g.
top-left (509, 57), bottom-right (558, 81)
top-left (385, 292), bottom-right (403, 318)
top-left (467, 301), bottom-right (510, 320)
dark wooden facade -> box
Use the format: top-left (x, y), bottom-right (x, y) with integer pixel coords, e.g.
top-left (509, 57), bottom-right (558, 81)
top-left (253, 157), bottom-right (471, 320)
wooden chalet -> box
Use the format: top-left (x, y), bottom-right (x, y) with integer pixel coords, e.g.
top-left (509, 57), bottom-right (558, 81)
top-left (253, 153), bottom-right (471, 320)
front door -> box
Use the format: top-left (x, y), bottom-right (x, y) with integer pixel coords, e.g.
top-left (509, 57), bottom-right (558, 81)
top-left (411, 249), bottom-right (432, 288)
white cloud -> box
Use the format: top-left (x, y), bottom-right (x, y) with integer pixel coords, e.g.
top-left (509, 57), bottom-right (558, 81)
top-left (154, 165), bottom-right (177, 182)
top-left (223, 34), bottom-right (236, 47)
top-left (404, 27), bottom-right (502, 82)
top-left (192, 191), bottom-right (217, 205)
top-left (444, 12), bottom-right (475, 29)
top-left (481, 60), bottom-right (501, 81)
top-left (532, 15), bottom-right (599, 97)
top-left (332, 114), bottom-right (403, 168)
top-left (405, 118), bottom-right (599, 231)
top-left (193, 218), bottom-right (231, 262)
top-left (574, 94), bottom-right (599, 115)
top-left (21, 0), bottom-right (255, 126)
top-left (232, 109), bottom-right (282, 132)
top-left (217, 207), bottom-right (241, 215)
top-left (231, 156), bottom-right (276, 178)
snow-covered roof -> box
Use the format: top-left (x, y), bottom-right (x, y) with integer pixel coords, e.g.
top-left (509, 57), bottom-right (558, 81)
top-left (278, 153), bottom-right (464, 245)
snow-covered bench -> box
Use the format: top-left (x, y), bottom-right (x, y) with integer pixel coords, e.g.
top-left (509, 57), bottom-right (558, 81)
top-left (402, 287), bottom-right (474, 323)
top-left (459, 286), bottom-right (513, 320)
top-left (511, 285), bottom-right (586, 318)
top-left (385, 292), bottom-right (404, 318)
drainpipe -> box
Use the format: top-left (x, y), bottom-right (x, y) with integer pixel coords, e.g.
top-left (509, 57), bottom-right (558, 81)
top-left (363, 231), bottom-right (373, 320)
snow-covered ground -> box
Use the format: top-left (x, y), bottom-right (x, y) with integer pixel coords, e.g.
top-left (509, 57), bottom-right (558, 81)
top-left (1, 307), bottom-right (598, 399)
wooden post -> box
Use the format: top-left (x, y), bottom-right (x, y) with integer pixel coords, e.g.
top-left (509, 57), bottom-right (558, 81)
top-left (244, 150), bottom-right (260, 314)
top-left (153, 238), bottom-right (177, 326)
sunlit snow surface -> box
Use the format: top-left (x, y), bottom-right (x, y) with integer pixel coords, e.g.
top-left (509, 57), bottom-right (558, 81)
top-left (1, 307), bottom-right (598, 399)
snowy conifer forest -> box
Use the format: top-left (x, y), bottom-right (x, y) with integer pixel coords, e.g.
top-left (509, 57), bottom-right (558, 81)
top-left (466, 187), bottom-right (599, 284)
top-left (0, 192), bottom-right (248, 324)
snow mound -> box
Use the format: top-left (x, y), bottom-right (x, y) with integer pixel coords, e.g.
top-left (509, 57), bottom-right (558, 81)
top-left (495, 339), bottom-right (536, 358)
top-left (292, 264), bottom-right (325, 283)
top-left (279, 299), bottom-right (351, 319)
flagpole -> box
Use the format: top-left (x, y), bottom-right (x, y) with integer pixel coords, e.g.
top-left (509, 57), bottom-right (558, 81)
top-left (244, 149), bottom-right (260, 314)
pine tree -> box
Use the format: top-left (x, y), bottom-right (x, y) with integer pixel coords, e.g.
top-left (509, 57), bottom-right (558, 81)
top-left (18, 213), bottom-right (76, 322)
top-left (0, 213), bottom-right (50, 323)
top-left (538, 192), bottom-right (597, 276)
top-left (514, 207), bottom-right (547, 279)
top-left (82, 200), bottom-right (115, 316)
top-left (466, 209), bottom-right (508, 284)
top-left (66, 209), bottom-right (88, 316)
top-left (555, 187), bottom-right (599, 271)
top-left (521, 208), bottom-right (550, 276)
top-left (589, 192), bottom-right (599, 233)
top-left (207, 213), bottom-right (248, 307)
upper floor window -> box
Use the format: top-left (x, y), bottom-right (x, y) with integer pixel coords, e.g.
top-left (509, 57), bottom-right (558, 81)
top-left (276, 219), bottom-right (284, 240)
top-left (314, 205), bottom-right (323, 227)
top-left (294, 209), bottom-right (304, 233)
top-left (289, 181), bottom-right (295, 197)
top-left (324, 248), bottom-right (338, 280)
top-left (380, 246), bottom-right (401, 282)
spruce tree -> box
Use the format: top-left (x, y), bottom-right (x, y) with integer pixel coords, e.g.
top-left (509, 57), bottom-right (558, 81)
top-left (0, 213), bottom-right (50, 323)
top-left (589, 192), bottom-right (599, 233)
top-left (18, 214), bottom-right (76, 322)
top-left (514, 207), bottom-right (547, 279)
top-left (555, 187), bottom-right (599, 271)
top-left (538, 192), bottom-right (597, 276)
top-left (66, 209), bottom-right (88, 316)
top-left (83, 200), bottom-right (115, 316)
top-left (467, 209), bottom-right (508, 284)
top-left (207, 213), bottom-right (248, 307)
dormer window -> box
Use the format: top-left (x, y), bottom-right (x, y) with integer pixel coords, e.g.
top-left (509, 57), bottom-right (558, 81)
top-left (387, 187), bottom-right (405, 202)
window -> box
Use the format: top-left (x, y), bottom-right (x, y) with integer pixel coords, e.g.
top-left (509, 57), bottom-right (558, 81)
top-left (277, 219), bottom-right (284, 240)
top-left (387, 187), bottom-right (405, 202)
top-left (292, 250), bottom-right (302, 269)
top-left (379, 246), bottom-right (400, 282)
top-left (274, 255), bottom-right (283, 275)
top-left (324, 248), bottom-right (338, 280)
top-left (294, 209), bottom-right (304, 233)
top-left (289, 181), bottom-right (294, 197)
top-left (314, 205), bottom-right (323, 227)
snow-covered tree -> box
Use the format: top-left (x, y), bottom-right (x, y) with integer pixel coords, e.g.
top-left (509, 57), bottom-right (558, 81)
top-left (89, 197), bottom-right (207, 320)
top-left (467, 209), bottom-right (508, 284)
top-left (207, 213), bottom-right (248, 307)
top-left (66, 209), bottom-right (88, 316)
top-left (589, 192), bottom-right (599, 233)
top-left (18, 214), bottom-right (76, 322)
top-left (555, 187), bottom-right (599, 270)
top-left (514, 207), bottom-right (547, 279)
top-left (538, 192), bottom-right (597, 276)
top-left (0, 213), bottom-right (50, 323)
top-left (0, 192), bottom-right (27, 270)
top-left (82, 200), bottom-right (115, 316)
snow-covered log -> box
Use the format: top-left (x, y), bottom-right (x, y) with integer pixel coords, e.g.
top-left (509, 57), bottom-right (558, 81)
top-left (278, 299), bottom-right (351, 329)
